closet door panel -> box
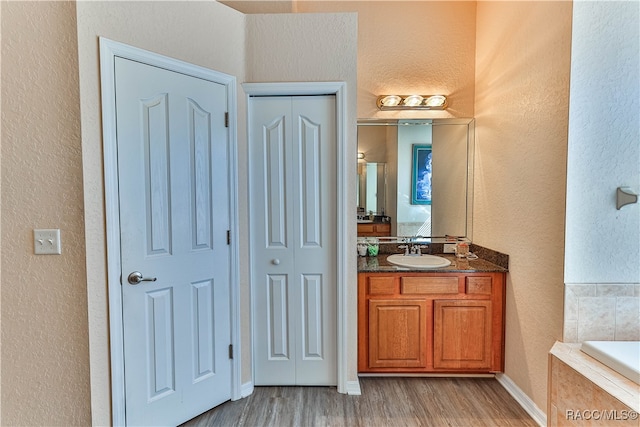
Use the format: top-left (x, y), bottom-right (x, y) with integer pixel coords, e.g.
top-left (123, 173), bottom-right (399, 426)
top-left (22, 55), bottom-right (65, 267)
top-left (250, 97), bottom-right (295, 384)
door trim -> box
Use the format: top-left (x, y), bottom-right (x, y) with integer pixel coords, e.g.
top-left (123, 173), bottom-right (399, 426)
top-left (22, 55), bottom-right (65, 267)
top-left (243, 82), bottom-right (349, 394)
top-left (99, 37), bottom-right (241, 426)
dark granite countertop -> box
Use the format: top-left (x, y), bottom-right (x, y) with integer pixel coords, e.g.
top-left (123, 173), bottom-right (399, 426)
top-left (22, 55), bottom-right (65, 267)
top-left (358, 253), bottom-right (508, 273)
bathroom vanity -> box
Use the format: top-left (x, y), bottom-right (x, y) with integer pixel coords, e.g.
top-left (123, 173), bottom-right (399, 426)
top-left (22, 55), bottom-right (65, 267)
top-left (355, 118), bottom-right (506, 375)
top-left (358, 253), bottom-right (507, 374)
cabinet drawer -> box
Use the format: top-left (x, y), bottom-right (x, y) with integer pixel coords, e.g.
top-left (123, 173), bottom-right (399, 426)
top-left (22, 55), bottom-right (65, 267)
top-left (401, 276), bottom-right (458, 294)
top-left (368, 276), bottom-right (396, 295)
top-left (358, 223), bottom-right (391, 236)
top-left (358, 223), bottom-right (375, 233)
top-left (466, 277), bottom-right (492, 295)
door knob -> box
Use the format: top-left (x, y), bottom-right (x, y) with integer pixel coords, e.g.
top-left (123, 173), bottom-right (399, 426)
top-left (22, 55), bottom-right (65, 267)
top-left (127, 271), bottom-right (157, 285)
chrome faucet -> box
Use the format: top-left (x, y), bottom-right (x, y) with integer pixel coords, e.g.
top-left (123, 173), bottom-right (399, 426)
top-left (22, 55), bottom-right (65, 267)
top-left (413, 245), bottom-right (429, 255)
top-left (398, 245), bottom-right (410, 256)
top-left (398, 244), bottom-right (428, 256)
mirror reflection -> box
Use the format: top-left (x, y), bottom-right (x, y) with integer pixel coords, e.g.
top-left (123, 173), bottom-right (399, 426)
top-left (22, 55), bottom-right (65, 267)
top-left (357, 162), bottom-right (387, 215)
top-left (357, 119), bottom-right (475, 239)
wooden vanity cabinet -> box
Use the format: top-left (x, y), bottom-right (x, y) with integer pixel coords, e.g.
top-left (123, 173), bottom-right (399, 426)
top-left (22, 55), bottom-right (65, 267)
top-left (357, 222), bottom-right (391, 237)
top-left (358, 272), bottom-right (506, 374)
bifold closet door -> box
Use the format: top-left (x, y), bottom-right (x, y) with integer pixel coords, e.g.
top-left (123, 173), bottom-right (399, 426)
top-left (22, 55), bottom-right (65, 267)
top-left (249, 95), bottom-right (337, 385)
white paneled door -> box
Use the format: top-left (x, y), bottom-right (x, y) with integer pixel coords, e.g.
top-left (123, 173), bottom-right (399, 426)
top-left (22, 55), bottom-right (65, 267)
top-left (115, 57), bottom-right (231, 426)
top-left (249, 96), bottom-right (337, 385)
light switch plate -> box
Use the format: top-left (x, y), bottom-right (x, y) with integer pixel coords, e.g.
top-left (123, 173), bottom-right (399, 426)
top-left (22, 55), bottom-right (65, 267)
top-left (34, 229), bottom-right (62, 255)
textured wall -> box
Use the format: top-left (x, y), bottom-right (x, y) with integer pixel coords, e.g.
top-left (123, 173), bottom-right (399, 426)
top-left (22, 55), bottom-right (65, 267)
top-left (2, 1), bottom-right (603, 423)
top-left (75, 2), bottom-right (246, 424)
top-left (564, 1), bottom-right (640, 284)
top-left (1, 2), bottom-right (91, 425)
top-left (295, 1), bottom-right (477, 119)
top-left (245, 11), bottom-right (359, 386)
top-left (220, 0), bottom-right (295, 13)
top-left (474, 1), bottom-right (572, 414)
top-left (76, 4), bottom-right (358, 422)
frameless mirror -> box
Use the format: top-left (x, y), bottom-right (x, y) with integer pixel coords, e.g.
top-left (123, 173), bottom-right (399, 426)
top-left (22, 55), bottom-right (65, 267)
top-left (357, 118), bottom-right (475, 240)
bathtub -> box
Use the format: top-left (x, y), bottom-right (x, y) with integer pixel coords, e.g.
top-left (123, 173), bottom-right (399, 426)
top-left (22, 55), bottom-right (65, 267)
top-left (549, 341), bottom-right (639, 425)
top-left (581, 341), bottom-right (640, 385)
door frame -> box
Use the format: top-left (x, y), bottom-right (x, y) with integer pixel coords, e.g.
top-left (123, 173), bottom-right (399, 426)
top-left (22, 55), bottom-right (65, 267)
top-left (243, 82), bottom-right (350, 394)
top-left (99, 37), bottom-right (241, 426)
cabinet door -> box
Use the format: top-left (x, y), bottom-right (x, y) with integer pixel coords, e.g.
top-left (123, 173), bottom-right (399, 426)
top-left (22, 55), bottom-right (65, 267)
top-left (433, 300), bottom-right (492, 370)
top-left (368, 299), bottom-right (428, 368)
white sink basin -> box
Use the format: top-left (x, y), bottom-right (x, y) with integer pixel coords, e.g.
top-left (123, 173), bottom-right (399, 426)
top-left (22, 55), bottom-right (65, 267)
top-left (387, 254), bottom-right (451, 269)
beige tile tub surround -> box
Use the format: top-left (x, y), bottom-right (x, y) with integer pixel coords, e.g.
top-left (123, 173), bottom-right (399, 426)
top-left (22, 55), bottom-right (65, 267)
top-left (548, 342), bottom-right (639, 426)
top-left (564, 284), bottom-right (640, 343)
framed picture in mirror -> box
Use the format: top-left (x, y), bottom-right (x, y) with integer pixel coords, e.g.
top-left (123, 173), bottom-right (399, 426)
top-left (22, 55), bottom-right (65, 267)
top-left (411, 144), bottom-right (432, 205)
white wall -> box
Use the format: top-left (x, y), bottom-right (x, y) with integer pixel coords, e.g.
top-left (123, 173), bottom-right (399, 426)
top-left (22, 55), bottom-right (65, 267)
top-left (564, 1), bottom-right (640, 284)
top-left (563, 1), bottom-right (640, 343)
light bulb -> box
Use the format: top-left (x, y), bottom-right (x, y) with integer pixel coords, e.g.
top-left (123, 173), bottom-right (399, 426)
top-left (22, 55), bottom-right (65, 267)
top-left (380, 95), bottom-right (402, 107)
top-left (403, 95), bottom-right (424, 106)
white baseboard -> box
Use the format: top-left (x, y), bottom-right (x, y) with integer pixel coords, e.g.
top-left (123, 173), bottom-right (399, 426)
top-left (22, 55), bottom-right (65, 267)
top-left (241, 379), bottom-right (358, 397)
top-left (495, 373), bottom-right (546, 427)
top-left (345, 379), bottom-right (362, 395)
top-left (240, 381), bottom-right (254, 399)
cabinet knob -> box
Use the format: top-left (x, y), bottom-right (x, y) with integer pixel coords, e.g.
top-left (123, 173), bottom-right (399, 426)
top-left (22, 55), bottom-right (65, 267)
top-left (271, 258), bottom-right (280, 265)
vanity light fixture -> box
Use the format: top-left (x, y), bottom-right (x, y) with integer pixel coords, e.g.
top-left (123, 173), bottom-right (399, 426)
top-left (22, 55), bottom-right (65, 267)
top-left (377, 94), bottom-right (448, 110)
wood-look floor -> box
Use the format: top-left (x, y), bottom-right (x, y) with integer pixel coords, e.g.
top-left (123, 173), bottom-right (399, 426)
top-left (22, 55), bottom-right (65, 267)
top-left (181, 377), bottom-right (539, 427)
